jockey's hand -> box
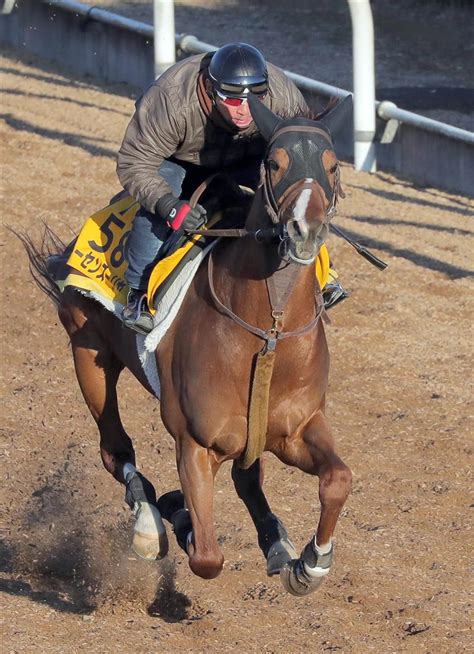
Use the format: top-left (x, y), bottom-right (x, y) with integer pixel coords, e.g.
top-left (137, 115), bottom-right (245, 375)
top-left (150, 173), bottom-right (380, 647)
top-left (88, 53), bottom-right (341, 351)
top-left (157, 194), bottom-right (207, 232)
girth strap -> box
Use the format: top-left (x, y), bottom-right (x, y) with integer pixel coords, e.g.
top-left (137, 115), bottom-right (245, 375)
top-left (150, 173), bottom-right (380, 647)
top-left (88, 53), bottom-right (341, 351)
top-left (241, 348), bottom-right (275, 469)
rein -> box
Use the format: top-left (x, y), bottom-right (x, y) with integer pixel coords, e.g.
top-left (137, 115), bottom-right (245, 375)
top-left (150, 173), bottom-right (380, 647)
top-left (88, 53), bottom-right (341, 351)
top-left (188, 130), bottom-right (338, 349)
top-left (188, 173), bottom-right (284, 243)
top-left (207, 250), bottom-right (327, 352)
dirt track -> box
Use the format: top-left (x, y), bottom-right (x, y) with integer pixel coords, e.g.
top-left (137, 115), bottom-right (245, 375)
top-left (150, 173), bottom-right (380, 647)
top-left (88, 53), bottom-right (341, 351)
top-left (1, 46), bottom-right (473, 654)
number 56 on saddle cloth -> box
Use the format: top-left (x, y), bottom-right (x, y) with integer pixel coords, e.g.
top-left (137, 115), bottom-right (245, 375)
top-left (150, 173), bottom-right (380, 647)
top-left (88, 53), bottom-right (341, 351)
top-left (64, 194), bottom-right (331, 314)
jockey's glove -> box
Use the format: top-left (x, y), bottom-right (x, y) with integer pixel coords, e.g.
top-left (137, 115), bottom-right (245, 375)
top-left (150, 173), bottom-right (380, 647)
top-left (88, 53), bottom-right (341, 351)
top-left (157, 193), bottom-right (207, 232)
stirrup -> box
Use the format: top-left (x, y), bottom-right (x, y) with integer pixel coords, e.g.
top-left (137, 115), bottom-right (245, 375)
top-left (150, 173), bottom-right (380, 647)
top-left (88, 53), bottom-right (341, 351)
top-left (122, 291), bottom-right (154, 335)
top-left (323, 267), bottom-right (349, 310)
top-left (323, 280), bottom-right (349, 310)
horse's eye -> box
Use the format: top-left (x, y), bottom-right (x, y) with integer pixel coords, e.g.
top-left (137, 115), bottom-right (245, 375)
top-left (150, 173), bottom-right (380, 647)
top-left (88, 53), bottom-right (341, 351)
top-left (267, 159), bottom-right (279, 172)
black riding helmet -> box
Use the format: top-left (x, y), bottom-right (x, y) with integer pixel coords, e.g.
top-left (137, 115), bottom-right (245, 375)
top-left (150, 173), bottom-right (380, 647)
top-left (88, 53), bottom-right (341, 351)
top-left (208, 42), bottom-right (268, 98)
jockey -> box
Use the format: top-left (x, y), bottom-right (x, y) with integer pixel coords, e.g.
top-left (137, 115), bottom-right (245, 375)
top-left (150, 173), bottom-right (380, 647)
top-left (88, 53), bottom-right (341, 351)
top-left (117, 42), bottom-right (347, 333)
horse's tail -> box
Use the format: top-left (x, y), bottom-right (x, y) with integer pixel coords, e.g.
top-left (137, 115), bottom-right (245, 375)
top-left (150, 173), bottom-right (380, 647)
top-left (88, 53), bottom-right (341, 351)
top-left (12, 225), bottom-right (66, 306)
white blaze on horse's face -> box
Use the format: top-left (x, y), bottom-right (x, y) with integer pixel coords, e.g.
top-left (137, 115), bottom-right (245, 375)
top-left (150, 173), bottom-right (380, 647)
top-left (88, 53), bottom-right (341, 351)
top-left (284, 176), bottom-right (330, 265)
top-left (289, 178), bottom-right (313, 241)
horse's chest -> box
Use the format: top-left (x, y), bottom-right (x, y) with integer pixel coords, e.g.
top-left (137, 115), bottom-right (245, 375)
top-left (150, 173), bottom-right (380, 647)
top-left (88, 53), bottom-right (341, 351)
top-left (267, 388), bottom-right (320, 434)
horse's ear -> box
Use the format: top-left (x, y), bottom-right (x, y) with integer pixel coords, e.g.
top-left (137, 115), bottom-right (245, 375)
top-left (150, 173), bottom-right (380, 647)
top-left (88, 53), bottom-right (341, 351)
top-left (248, 92), bottom-right (282, 142)
top-left (318, 94), bottom-right (353, 137)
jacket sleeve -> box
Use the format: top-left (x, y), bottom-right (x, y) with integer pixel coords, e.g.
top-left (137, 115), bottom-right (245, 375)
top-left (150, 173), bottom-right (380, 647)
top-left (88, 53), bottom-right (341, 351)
top-left (116, 86), bottom-right (183, 213)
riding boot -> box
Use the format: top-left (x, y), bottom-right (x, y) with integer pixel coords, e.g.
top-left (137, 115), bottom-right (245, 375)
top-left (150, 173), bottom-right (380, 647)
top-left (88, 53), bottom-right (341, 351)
top-left (121, 288), bottom-right (154, 335)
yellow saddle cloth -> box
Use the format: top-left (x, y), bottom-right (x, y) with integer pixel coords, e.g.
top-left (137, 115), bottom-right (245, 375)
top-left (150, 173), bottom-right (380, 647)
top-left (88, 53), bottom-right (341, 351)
top-left (64, 194), bottom-right (331, 311)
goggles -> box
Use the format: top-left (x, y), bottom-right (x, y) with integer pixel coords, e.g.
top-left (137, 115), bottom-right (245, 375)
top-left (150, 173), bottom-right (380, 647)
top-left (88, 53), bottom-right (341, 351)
top-left (215, 88), bottom-right (267, 107)
top-left (213, 80), bottom-right (268, 106)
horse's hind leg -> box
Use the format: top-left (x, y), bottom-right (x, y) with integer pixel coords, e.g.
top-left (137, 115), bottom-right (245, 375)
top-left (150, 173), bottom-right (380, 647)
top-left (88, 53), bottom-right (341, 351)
top-left (231, 458), bottom-right (297, 575)
top-left (274, 410), bottom-right (352, 596)
top-left (58, 297), bottom-right (168, 560)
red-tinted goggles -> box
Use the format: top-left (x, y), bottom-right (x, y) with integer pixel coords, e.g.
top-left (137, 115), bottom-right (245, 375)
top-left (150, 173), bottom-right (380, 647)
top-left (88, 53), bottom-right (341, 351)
top-left (215, 88), bottom-right (267, 107)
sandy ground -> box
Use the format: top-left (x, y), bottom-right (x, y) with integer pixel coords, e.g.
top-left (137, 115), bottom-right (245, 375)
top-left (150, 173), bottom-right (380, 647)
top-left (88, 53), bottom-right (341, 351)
top-left (0, 44), bottom-right (473, 654)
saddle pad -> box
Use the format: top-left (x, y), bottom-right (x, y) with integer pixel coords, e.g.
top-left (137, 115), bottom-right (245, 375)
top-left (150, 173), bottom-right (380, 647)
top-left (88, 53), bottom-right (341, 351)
top-left (66, 194), bottom-right (138, 305)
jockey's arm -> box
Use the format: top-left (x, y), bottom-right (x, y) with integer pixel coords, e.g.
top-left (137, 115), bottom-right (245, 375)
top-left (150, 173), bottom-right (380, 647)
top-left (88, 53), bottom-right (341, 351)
top-left (117, 86), bottom-right (183, 214)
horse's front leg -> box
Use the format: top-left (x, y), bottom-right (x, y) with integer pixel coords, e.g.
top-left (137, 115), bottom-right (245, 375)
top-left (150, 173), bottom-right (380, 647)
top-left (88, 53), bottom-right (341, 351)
top-left (231, 458), bottom-right (297, 575)
top-left (175, 435), bottom-right (224, 579)
top-left (275, 410), bottom-right (352, 597)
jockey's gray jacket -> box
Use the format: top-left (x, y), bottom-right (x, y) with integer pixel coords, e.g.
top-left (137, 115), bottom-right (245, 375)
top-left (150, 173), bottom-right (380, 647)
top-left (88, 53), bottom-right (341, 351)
top-left (116, 53), bottom-right (308, 214)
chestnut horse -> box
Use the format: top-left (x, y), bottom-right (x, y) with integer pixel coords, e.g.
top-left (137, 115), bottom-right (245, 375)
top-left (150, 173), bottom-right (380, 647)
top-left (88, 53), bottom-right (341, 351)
top-left (23, 93), bottom-right (353, 596)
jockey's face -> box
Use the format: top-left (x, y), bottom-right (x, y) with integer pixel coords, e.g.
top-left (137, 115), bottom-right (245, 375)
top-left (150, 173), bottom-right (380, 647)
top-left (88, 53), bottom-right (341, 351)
top-left (214, 94), bottom-right (253, 130)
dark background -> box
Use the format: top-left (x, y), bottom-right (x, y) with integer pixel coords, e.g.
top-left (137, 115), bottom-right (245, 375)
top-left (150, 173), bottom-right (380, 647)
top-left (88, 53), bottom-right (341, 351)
top-left (94, 0), bottom-right (474, 130)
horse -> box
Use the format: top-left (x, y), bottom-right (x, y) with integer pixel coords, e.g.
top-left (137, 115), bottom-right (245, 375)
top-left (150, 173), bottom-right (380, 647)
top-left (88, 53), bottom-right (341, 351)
top-left (21, 92), bottom-right (353, 597)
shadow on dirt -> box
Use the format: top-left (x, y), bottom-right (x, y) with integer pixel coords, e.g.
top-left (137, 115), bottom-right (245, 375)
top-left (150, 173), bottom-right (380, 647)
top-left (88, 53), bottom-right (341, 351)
top-left (377, 87), bottom-right (474, 113)
top-left (0, 113), bottom-right (116, 158)
top-left (0, 537), bottom-right (97, 614)
top-left (147, 558), bottom-right (192, 622)
top-left (1, 477), bottom-right (104, 613)
top-left (347, 184), bottom-right (474, 217)
top-left (0, 465), bottom-right (193, 619)
top-left (347, 214), bottom-right (473, 237)
top-left (1, 86), bottom-right (130, 116)
top-left (338, 224), bottom-right (474, 279)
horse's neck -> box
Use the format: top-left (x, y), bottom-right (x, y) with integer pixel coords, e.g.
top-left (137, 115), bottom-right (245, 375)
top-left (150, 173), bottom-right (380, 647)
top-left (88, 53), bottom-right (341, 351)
top-left (213, 188), bottom-right (316, 327)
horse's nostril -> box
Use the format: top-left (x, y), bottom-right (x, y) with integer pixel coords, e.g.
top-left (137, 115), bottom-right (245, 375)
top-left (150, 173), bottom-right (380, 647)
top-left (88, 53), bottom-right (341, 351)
top-left (287, 220), bottom-right (302, 241)
top-left (288, 218), bottom-right (310, 242)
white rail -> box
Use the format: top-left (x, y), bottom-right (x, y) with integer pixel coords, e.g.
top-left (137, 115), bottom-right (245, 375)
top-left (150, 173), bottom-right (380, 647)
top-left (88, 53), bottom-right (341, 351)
top-left (44, 0), bottom-right (154, 36)
top-left (153, 0), bottom-right (175, 76)
top-left (347, 0), bottom-right (376, 172)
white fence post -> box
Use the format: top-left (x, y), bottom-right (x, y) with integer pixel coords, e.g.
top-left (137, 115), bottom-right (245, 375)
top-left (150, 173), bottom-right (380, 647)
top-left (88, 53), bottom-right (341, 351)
top-left (347, 0), bottom-right (376, 172)
top-left (154, 0), bottom-right (176, 77)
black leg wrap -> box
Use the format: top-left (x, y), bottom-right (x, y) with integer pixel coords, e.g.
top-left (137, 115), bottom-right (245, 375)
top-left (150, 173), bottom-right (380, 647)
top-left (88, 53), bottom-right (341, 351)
top-left (171, 508), bottom-right (192, 553)
top-left (257, 513), bottom-right (290, 558)
top-left (125, 471), bottom-right (157, 509)
top-left (156, 490), bottom-right (185, 522)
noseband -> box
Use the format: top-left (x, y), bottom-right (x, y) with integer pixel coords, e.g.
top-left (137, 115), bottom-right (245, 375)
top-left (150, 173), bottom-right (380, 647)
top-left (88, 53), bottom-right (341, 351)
top-left (261, 124), bottom-right (342, 226)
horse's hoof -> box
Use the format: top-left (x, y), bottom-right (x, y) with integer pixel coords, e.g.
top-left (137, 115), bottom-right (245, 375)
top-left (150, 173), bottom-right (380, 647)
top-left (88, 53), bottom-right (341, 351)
top-left (266, 538), bottom-right (298, 576)
top-left (132, 501), bottom-right (169, 560)
top-left (280, 558), bottom-right (329, 596)
top-left (280, 541), bottom-right (333, 596)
